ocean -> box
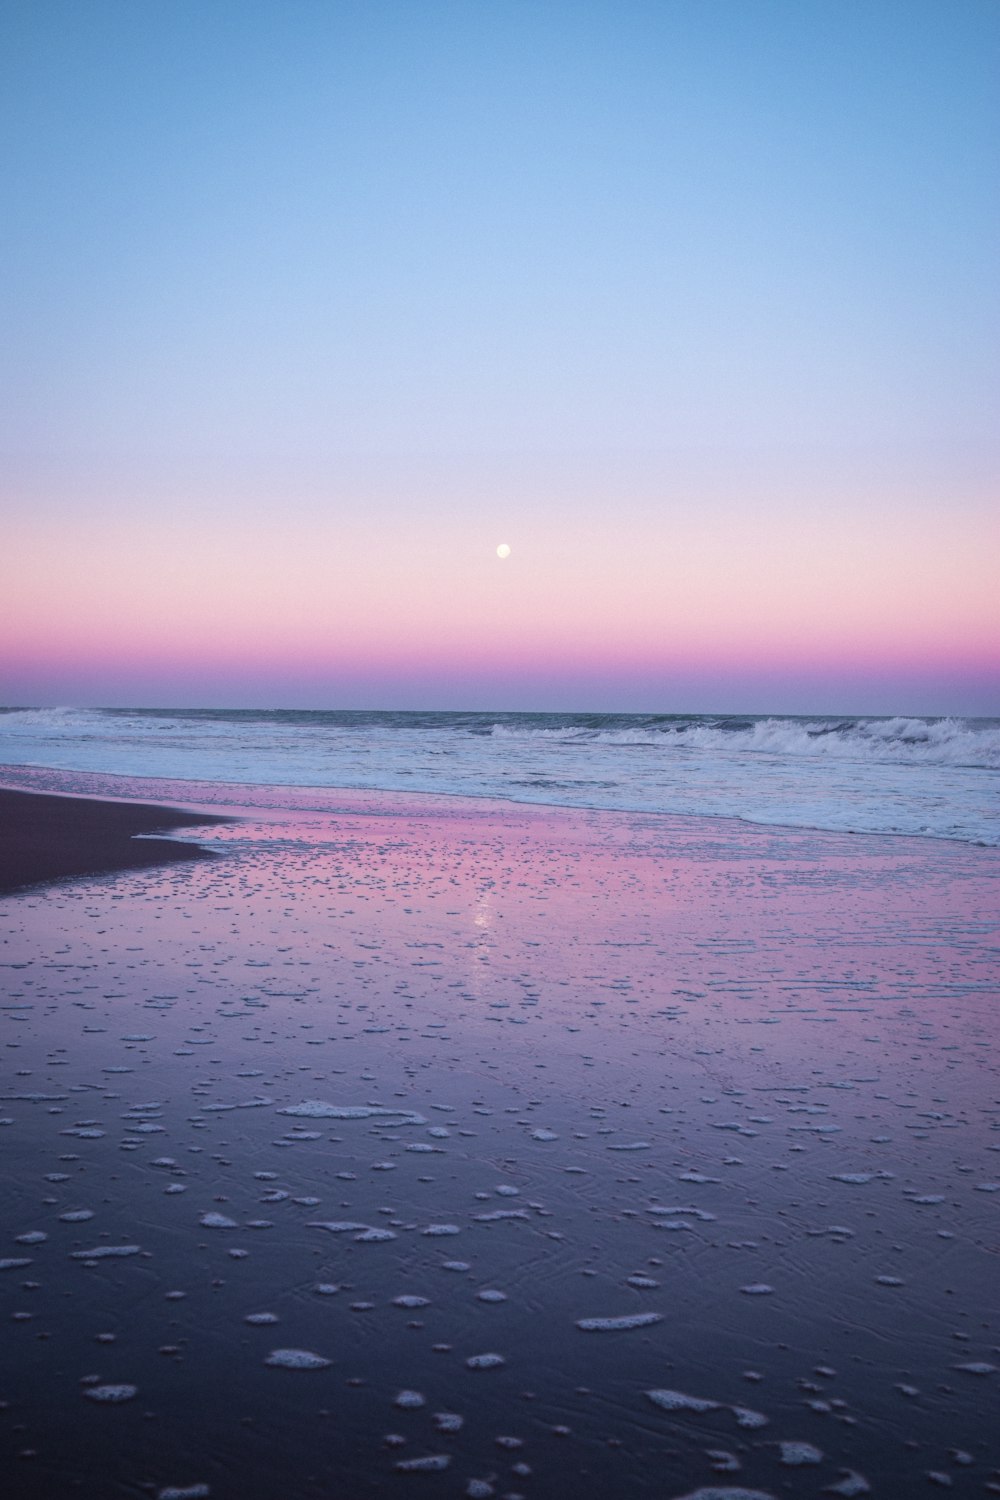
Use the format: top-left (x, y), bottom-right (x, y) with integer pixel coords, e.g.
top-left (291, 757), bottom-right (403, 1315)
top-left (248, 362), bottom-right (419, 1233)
top-left (1, 706), bottom-right (998, 846)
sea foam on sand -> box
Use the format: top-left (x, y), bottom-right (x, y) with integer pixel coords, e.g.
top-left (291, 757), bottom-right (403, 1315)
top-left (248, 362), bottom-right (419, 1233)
top-left (0, 778), bottom-right (997, 1498)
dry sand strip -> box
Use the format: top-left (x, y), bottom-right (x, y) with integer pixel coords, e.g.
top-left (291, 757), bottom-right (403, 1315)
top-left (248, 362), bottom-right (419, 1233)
top-left (0, 787), bottom-right (229, 894)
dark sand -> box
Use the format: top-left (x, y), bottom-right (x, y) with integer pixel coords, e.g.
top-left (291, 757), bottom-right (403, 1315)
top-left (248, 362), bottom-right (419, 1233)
top-left (1, 780), bottom-right (998, 1499)
top-left (0, 788), bottom-right (228, 894)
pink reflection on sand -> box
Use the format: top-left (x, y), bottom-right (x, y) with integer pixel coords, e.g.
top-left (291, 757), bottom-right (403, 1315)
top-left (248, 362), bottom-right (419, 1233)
top-left (5, 764), bottom-right (985, 1100)
top-left (2, 766), bottom-right (998, 1494)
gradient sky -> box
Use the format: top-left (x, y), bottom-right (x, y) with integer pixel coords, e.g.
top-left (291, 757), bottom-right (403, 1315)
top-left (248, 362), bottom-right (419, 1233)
top-left (2, 0), bottom-right (997, 713)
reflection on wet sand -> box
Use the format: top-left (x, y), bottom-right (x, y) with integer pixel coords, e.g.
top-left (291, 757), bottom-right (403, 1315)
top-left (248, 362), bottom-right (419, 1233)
top-left (1, 786), bottom-right (997, 1498)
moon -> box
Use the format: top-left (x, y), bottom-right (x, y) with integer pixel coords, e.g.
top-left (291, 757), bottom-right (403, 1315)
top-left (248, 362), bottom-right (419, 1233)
top-left (496, 543), bottom-right (511, 559)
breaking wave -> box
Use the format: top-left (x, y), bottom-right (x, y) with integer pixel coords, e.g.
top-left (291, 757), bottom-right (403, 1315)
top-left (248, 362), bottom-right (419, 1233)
top-left (488, 715), bottom-right (1000, 770)
top-left (0, 706), bottom-right (997, 845)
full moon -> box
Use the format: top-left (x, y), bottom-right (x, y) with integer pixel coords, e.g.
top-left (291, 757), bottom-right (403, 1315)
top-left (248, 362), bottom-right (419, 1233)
top-left (496, 543), bottom-right (511, 559)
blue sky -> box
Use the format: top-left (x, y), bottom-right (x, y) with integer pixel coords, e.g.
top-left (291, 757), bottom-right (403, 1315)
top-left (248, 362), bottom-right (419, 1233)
top-left (2, 1), bottom-right (997, 711)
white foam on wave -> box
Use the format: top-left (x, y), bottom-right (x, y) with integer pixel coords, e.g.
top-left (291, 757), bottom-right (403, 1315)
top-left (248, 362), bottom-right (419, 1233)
top-left (0, 706), bottom-right (100, 727)
top-left (491, 715), bottom-right (1000, 769)
top-left (2, 707), bottom-right (996, 845)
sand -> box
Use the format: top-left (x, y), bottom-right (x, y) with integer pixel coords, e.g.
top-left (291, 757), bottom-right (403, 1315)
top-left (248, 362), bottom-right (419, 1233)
top-left (0, 784), bottom-right (998, 1498)
top-left (0, 788), bottom-right (228, 894)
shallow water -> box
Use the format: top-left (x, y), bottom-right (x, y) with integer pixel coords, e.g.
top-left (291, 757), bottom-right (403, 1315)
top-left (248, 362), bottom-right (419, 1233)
top-left (1, 789), bottom-right (998, 1498)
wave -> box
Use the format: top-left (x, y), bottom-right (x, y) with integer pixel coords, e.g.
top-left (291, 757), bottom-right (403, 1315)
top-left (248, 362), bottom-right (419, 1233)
top-left (1, 705), bottom-right (996, 847)
top-left (2, 706), bottom-right (997, 769)
top-left (0, 705), bottom-right (101, 724)
top-left (0, 706), bottom-right (131, 740)
top-left (488, 715), bottom-right (1000, 770)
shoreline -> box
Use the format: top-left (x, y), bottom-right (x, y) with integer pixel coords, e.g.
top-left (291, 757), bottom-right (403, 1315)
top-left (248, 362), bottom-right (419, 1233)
top-left (0, 786), bottom-right (230, 895)
top-left (0, 758), bottom-right (994, 854)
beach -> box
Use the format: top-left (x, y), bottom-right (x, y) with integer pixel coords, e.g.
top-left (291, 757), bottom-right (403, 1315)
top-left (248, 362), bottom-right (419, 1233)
top-left (0, 788), bottom-right (227, 895)
top-left (1, 779), bottom-right (998, 1498)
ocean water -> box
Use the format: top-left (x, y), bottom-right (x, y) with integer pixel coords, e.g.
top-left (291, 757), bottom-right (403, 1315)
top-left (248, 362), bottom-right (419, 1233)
top-left (0, 705), bottom-right (998, 846)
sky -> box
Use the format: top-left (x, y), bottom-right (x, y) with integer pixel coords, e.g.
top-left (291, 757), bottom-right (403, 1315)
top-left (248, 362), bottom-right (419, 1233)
top-left (1, 0), bottom-right (997, 714)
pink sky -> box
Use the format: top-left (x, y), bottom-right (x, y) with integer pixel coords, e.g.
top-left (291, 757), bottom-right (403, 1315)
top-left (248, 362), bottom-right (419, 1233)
top-left (3, 492), bottom-right (997, 712)
top-left (4, 5), bottom-right (998, 715)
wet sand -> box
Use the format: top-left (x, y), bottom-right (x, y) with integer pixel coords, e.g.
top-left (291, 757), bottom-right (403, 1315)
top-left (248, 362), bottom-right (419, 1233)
top-left (1, 782), bottom-right (998, 1499)
top-left (0, 788), bottom-right (227, 894)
